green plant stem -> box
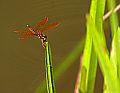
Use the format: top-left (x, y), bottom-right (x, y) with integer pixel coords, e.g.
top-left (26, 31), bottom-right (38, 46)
top-left (45, 42), bottom-right (56, 93)
top-left (79, 0), bottom-right (106, 92)
top-left (107, 0), bottom-right (119, 37)
top-left (35, 39), bottom-right (84, 93)
top-left (79, 0), bottom-right (97, 90)
top-left (87, 16), bottom-right (120, 93)
top-left (116, 27), bottom-right (120, 79)
top-left (111, 27), bottom-right (120, 80)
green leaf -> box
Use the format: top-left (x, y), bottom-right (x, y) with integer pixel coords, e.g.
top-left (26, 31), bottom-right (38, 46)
top-left (111, 27), bottom-right (120, 79)
top-left (107, 0), bottom-right (119, 37)
top-left (87, 16), bottom-right (120, 93)
top-left (45, 42), bottom-right (56, 93)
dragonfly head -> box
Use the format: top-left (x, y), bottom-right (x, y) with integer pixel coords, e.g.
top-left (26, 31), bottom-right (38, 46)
top-left (37, 34), bottom-right (41, 38)
top-left (26, 24), bottom-right (30, 27)
top-left (36, 33), bottom-right (42, 39)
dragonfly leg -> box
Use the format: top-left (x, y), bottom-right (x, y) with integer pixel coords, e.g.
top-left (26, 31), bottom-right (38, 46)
top-left (40, 34), bottom-right (47, 48)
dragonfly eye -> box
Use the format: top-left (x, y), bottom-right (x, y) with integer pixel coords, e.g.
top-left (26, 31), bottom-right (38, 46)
top-left (37, 34), bottom-right (40, 38)
top-left (26, 24), bottom-right (29, 27)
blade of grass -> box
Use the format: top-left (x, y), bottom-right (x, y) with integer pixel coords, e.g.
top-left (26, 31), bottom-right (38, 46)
top-left (109, 31), bottom-right (118, 80)
top-left (79, 0), bottom-right (97, 91)
top-left (105, 0), bottom-right (119, 92)
top-left (87, 15), bottom-right (120, 93)
top-left (86, 48), bottom-right (97, 93)
top-left (45, 42), bottom-right (56, 93)
top-left (107, 0), bottom-right (119, 37)
top-left (54, 39), bottom-right (84, 79)
top-left (116, 27), bottom-right (120, 79)
top-left (106, 28), bottom-right (120, 92)
top-left (79, 20), bottom-right (93, 93)
top-left (79, 0), bottom-right (106, 92)
top-left (95, 0), bottom-right (106, 32)
top-left (35, 39), bottom-right (84, 93)
top-left (111, 27), bottom-right (120, 79)
top-left (87, 0), bottom-right (106, 93)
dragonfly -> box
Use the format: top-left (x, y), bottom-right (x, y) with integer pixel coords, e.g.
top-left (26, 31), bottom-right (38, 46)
top-left (15, 17), bottom-right (59, 48)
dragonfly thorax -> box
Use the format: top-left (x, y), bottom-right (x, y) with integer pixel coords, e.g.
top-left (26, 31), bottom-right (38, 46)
top-left (37, 34), bottom-right (40, 37)
top-left (36, 33), bottom-right (42, 38)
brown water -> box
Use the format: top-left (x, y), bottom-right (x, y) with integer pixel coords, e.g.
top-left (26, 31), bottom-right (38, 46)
top-left (1, 0), bottom-right (118, 93)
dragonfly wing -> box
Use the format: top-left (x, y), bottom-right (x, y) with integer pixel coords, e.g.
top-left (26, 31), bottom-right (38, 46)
top-left (35, 17), bottom-right (48, 31)
top-left (38, 22), bottom-right (59, 33)
top-left (15, 29), bottom-right (35, 39)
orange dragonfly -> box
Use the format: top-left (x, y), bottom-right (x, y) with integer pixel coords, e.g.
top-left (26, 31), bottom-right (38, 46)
top-left (15, 17), bottom-right (59, 48)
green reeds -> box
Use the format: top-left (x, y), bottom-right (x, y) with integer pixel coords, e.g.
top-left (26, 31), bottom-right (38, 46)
top-left (79, 0), bottom-right (120, 93)
top-left (107, 0), bottom-right (119, 37)
top-left (79, 0), bottom-right (106, 92)
top-left (35, 39), bottom-right (84, 93)
top-left (87, 15), bottom-right (120, 93)
top-left (45, 41), bottom-right (56, 93)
